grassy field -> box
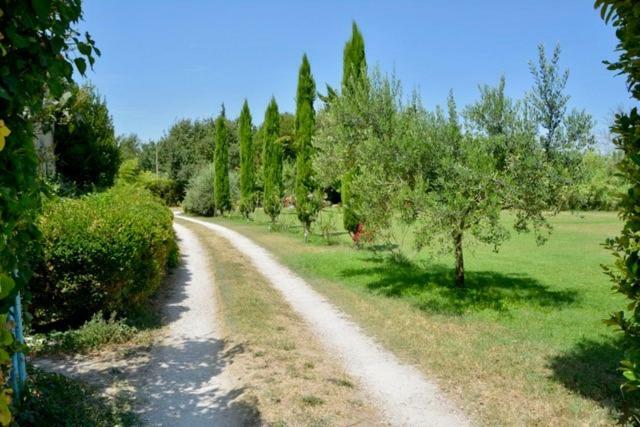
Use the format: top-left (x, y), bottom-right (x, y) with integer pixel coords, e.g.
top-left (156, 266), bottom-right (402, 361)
top-left (179, 220), bottom-right (384, 426)
top-left (192, 208), bottom-right (628, 426)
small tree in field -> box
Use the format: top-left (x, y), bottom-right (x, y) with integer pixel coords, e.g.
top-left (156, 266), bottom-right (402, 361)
top-left (239, 100), bottom-right (255, 218)
top-left (295, 54), bottom-right (321, 242)
top-left (596, 1), bottom-right (640, 420)
top-left (262, 98), bottom-right (282, 226)
top-left (214, 105), bottom-right (231, 215)
top-left (410, 93), bottom-right (550, 288)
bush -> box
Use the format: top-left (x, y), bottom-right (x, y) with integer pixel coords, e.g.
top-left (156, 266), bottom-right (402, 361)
top-left (117, 159), bottom-right (180, 206)
top-left (141, 172), bottom-right (181, 206)
top-left (181, 163), bottom-right (239, 217)
top-left (29, 312), bottom-right (138, 355)
top-left (563, 151), bottom-right (625, 211)
top-left (182, 164), bottom-right (215, 216)
top-left (16, 365), bottom-right (137, 426)
top-left (30, 185), bottom-right (178, 329)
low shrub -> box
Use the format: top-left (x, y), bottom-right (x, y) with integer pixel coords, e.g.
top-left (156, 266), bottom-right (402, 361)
top-left (30, 185), bottom-right (178, 329)
top-left (117, 159), bottom-right (180, 205)
top-left (29, 312), bottom-right (138, 355)
top-left (182, 164), bottom-right (215, 216)
top-left (142, 173), bottom-right (181, 206)
top-left (16, 365), bottom-right (137, 426)
top-left (182, 164), bottom-right (240, 216)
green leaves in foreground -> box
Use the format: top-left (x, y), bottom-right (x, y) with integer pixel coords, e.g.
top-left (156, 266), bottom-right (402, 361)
top-left (596, 0), bottom-right (640, 422)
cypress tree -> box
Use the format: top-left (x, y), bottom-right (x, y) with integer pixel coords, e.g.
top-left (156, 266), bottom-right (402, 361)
top-left (342, 22), bottom-right (367, 96)
top-left (341, 22), bottom-right (367, 235)
top-left (239, 100), bottom-right (255, 218)
top-left (295, 54), bottom-right (320, 242)
top-left (262, 97), bottom-right (282, 226)
top-left (214, 104), bottom-right (231, 215)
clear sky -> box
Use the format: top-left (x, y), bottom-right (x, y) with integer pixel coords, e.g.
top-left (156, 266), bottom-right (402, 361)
top-left (78, 0), bottom-right (633, 143)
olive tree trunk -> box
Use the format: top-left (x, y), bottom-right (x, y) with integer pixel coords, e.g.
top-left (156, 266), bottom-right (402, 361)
top-left (454, 231), bottom-right (464, 288)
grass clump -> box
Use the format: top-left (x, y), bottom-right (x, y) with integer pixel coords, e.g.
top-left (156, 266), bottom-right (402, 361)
top-left (15, 365), bottom-right (137, 426)
top-left (29, 312), bottom-right (138, 356)
top-left (301, 395), bottom-right (325, 407)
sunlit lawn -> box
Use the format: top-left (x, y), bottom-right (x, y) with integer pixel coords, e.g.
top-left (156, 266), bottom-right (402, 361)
top-left (195, 208), bottom-right (627, 425)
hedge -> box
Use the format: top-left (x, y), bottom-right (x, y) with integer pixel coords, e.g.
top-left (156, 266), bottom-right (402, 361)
top-left (30, 185), bottom-right (178, 329)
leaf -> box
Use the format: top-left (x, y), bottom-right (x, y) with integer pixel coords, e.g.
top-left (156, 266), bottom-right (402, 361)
top-left (623, 369), bottom-right (637, 381)
top-left (31, 0), bottom-right (51, 20)
top-left (74, 57), bottom-right (87, 75)
top-left (76, 41), bottom-right (91, 56)
top-left (0, 120), bottom-right (10, 151)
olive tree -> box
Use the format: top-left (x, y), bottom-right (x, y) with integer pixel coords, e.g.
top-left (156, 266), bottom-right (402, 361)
top-left (321, 71), bottom-right (551, 287)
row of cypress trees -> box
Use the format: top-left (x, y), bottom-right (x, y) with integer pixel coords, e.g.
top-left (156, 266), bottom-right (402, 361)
top-left (210, 53), bottom-right (320, 239)
top-left (212, 23), bottom-right (366, 241)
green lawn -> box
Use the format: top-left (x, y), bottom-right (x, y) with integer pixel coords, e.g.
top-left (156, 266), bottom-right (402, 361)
top-left (194, 208), bottom-right (627, 425)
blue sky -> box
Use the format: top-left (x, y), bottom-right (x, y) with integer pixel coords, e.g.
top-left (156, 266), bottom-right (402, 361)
top-left (78, 1), bottom-right (632, 143)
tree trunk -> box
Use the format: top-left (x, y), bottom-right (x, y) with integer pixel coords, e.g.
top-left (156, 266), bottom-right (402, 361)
top-left (303, 222), bottom-right (310, 243)
top-left (454, 231), bottom-right (464, 288)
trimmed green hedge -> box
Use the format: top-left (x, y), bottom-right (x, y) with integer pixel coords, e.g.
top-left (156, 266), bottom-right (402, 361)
top-left (30, 185), bottom-right (178, 329)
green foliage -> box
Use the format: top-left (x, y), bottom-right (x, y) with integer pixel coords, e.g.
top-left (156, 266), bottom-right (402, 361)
top-left (342, 22), bottom-right (367, 96)
top-left (214, 106), bottom-right (231, 215)
top-left (563, 150), bottom-right (624, 211)
top-left (1, 1), bottom-right (99, 422)
top-left (54, 84), bottom-right (120, 192)
top-left (317, 69), bottom-right (550, 287)
top-left (528, 44), bottom-right (570, 156)
top-left (116, 158), bottom-right (143, 184)
top-left (152, 117), bottom-right (239, 199)
top-left (30, 185), bottom-right (177, 329)
top-left (116, 133), bottom-right (142, 161)
top-left (183, 164), bottom-right (216, 216)
top-left (29, 312), bottom-right (137, 355)
top-left (321, 22), bottom-right (370, 234)
top-left (596, 1), bottom-right (640, 420)
top-left (16, 365), bottom-right (137, 427)
top-left (341, 172), bottom-right (360, 235)
top-left (116, 159), bottom-right (180, 205)
top-left (527, 45), bottom-right (596, 209)
top-left (142, 173), bottom-right (181, 206)
top-left (239, 100), bottom-right (256, 218)
top-left (295, 55), bottom-right (322, 240)
top-left (263, 98), bottom-right (283, 224)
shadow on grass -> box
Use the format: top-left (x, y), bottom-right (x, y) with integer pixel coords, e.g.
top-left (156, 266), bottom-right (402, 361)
top-left (340, 255), bottom-right (579, 314)
top-left (548, 337), bottom-right (628, 417)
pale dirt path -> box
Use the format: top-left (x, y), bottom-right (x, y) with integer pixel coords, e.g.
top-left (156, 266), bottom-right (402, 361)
top-left (135, 222), bottom-right (248, 426)
top-left (176, 214), bottom-right (471, 427)
top-left (36, 222), bottom-right (252, 426)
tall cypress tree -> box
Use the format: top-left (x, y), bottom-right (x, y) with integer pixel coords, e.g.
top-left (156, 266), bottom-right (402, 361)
top-left (262, 97), bottom-right (282, 226)
top-left (341, 22), bottom-right (367, 235)
top-left (239, 100), bottom-right (255, 218)
top-left (295, 54), bottom-right (320, 242)
top-left (342, 22), bottom-right (367, 96)
top-left (214, 104), bottom-right (231, 215)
